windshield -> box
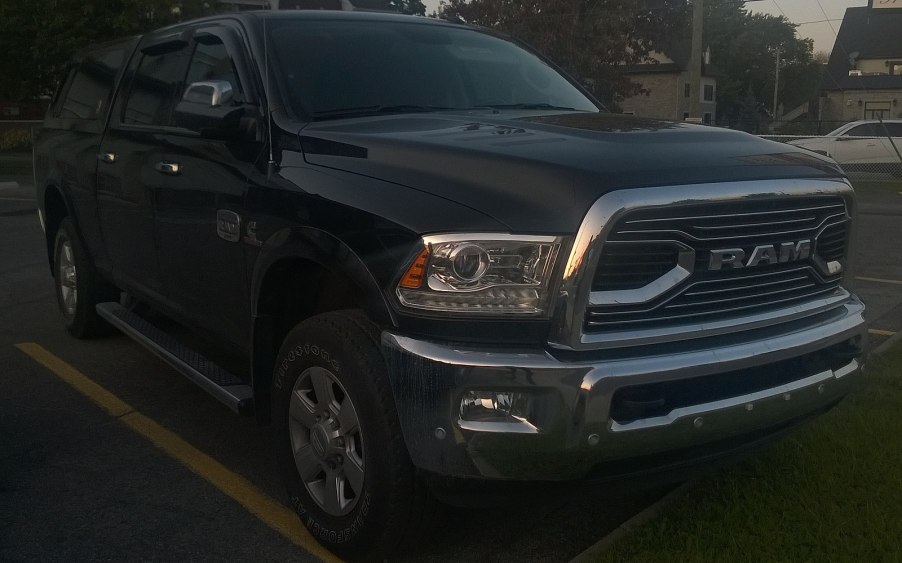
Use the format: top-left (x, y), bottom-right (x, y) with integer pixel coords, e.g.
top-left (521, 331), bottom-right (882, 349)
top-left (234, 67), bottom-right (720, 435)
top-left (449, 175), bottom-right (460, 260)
top-left (268, 19), bottom-right (599, 120)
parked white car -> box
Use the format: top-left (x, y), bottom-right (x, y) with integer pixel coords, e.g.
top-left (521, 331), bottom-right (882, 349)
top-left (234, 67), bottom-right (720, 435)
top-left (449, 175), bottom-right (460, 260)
top-left (789, 120), bottom-right (902, 171)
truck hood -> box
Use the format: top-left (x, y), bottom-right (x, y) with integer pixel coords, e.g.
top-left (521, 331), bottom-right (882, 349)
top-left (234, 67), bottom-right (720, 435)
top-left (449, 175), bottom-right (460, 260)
top-left (297, 112), bottom-right (844, 233)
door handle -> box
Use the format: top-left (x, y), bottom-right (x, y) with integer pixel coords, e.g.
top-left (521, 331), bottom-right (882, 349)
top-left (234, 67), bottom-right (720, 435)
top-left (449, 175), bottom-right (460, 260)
top-left (98, 152), bottom-right (118, 164)
top-left (154, 161), bottom-right (181, 176)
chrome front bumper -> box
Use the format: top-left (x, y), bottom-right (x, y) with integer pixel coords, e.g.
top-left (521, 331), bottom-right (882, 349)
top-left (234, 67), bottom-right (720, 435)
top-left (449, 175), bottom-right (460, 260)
top-left (382, 296), bottom-right (866, 481)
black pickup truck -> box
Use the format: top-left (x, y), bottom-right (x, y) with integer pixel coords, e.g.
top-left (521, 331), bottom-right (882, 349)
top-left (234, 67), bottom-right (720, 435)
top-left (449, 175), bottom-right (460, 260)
top-left (34, 10), bottom-right (867, 560)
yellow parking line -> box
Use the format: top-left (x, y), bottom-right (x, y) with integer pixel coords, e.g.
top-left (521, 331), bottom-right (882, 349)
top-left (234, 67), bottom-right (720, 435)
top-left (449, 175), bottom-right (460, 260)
top-left (869, 329), bottom-right (897, 337)
top-left (855, 276), bottom-right (902, 286)
top-left (15, 342), bottom-right (341, 563)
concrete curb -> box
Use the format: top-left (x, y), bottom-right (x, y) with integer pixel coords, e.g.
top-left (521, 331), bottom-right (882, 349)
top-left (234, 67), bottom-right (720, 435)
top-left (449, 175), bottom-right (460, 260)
top-left (870, 327), bottom-right (902, 359)
top-left (569, 483), bottom-right (690, 563)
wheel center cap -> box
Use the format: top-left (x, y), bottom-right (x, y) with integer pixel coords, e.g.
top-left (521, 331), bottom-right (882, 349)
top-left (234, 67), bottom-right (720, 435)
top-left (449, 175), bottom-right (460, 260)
top-left (311, 424), bottom-right (330, 458)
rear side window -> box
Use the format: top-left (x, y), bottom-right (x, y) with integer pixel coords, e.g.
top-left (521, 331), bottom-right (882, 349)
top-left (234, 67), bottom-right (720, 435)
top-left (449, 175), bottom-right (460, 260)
top-left (55, 44), bottom-right (129, 120)
top-left (123, 46), bottom-right (191, 127)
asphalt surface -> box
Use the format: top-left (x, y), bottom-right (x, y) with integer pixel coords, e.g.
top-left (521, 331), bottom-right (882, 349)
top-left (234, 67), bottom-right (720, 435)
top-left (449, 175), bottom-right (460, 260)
top-left (2, 166), bottom-right (901, 562)
top-left (0, 171), bottom-right (665, 563)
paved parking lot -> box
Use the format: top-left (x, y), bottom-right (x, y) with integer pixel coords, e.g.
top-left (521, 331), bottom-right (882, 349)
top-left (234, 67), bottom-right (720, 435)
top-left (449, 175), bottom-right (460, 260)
top-left (2, 172), bottom-right (900, 562)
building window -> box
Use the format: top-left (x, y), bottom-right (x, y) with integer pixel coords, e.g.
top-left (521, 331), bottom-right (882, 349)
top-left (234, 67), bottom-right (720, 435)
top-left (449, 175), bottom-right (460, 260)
top-left (864, 101), bottom-right (892, 120)
top-left (683, 112), bottom-right (690, 120)
top-left (684, 84), bottom-right (690, 98)
top-left (703, 84), bottom-right (715, 102)
top-left (704, 112), bottom-right (713, 124)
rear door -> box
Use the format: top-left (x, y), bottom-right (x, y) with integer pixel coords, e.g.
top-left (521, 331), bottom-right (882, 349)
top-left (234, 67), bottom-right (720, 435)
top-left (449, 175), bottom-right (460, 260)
top-left (97, 30), bottom-right (193, 302)
top-left (880, 122), bottom-right (902, 166)
top-left (831, 123), bottom-right (894, 164)
top-left (38, 39), bottom-right (135, 275)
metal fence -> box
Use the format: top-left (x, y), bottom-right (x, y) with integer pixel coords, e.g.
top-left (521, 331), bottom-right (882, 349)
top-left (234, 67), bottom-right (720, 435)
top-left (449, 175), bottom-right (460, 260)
top-left (768, 121), bottom-right (853, 136)
top-left (761, 132), bottom-right (902, 183)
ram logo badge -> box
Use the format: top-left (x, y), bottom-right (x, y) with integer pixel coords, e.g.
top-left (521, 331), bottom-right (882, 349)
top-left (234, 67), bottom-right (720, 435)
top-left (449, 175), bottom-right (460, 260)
top-left (708, 240), bottom-right (812, 271)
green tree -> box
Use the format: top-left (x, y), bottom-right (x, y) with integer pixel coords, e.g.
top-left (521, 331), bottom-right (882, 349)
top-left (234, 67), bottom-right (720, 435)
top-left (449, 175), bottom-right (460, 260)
top-left (352, 0), bottom-right (426, 15)
top-left (437, 0), bottom-right (688, 107)
top-left (0, 0), bottom-right (214, 101)
top-left (704, 0), bottom-right (819, 126)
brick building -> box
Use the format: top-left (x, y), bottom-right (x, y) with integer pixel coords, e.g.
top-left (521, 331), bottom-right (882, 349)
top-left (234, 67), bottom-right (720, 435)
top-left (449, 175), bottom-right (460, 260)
top-left (819, 5), bottom-right (902, 123)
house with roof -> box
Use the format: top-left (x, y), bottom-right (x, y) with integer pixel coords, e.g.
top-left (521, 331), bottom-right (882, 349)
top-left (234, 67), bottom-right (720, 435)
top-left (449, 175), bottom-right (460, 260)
top-left (617, 35), bottom-right (717, 124)
top-left (820, 5), bottom-right (902, 123)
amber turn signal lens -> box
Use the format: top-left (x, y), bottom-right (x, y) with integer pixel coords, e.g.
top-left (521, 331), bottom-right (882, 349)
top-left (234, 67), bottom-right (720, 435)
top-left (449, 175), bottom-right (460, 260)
top-left (400, 247), bottom-right (429, 289)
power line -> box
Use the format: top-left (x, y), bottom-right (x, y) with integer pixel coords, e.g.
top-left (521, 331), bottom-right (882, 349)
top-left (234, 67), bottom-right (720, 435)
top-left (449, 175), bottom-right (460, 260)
top-left (769, 0), bottom-right (788, 18)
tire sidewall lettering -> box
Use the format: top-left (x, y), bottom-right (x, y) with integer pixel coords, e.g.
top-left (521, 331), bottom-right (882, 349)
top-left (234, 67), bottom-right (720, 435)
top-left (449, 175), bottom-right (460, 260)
top-left (274, 342), bottom-right (341, 390)
top-left (301, 493), bottom-right (372, 545)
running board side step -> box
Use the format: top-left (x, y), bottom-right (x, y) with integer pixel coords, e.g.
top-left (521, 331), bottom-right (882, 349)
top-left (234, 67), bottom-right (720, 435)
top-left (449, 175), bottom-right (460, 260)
top-left (96, 302), bottom-right (254, 415)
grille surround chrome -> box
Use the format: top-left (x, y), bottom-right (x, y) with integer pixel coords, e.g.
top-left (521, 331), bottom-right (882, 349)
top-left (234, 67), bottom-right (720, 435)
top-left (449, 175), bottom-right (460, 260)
top-left (548, 178), bottom-right (856, 351)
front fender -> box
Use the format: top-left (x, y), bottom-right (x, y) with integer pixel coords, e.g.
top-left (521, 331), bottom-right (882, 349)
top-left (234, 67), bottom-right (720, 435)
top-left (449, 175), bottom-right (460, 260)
top-left (250, 225), bottom-right (395, 326)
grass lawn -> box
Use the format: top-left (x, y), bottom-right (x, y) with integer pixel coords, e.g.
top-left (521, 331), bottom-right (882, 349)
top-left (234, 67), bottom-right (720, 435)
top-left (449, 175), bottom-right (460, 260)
top-left (594, 343), bottom-right (902, 563)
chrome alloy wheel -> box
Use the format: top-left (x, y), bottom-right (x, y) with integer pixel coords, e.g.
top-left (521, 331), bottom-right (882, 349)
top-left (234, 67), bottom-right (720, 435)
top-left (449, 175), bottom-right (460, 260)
top-left (289, 366), bottom-right (365, 516)
top-left (58, 240), bottom-right (78, 316)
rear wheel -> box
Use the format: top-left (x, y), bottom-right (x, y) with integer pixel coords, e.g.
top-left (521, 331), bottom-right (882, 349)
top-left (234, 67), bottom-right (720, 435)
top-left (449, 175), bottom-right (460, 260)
top-left (272, 310), bottom-right (434, 560)
top-left (53, 218), bottom-right (115, 338)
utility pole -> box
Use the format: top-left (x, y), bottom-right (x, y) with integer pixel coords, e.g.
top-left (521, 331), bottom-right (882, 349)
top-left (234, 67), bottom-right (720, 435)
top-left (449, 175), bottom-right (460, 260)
top-left (688, 0), bottom-right (704, 120)
top-left (772, 46), bottom-right (781, 120)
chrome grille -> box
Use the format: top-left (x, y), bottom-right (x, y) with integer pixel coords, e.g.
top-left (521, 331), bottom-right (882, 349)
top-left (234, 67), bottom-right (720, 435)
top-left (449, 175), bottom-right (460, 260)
top-left (586, 196), bottom-right (848, 333)
top-left (592, 242), bottom-right (681, 291)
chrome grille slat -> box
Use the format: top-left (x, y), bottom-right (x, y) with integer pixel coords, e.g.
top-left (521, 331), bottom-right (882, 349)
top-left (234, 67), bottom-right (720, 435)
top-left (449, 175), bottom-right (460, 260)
top-left (623, 203), bottom-right (845, 224)
top-left (586, 194), bottom-right (849, 333)
top-left (666, 282), bottom-right (817, 309)
top-left (615, 211), bottom-right (846, 242)
top-left (586, 286), bottom-right (843, 327)
top-left (690, 216), bottom-right (817, 231)
top-left (683, 274), bottom-right (810, 297)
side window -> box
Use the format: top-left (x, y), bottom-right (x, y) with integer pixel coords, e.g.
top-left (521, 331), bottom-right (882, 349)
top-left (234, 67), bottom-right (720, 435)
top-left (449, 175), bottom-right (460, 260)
top-left (51, 66), bottom-right (78, 117)
top-left (172, 33), bottom-right (246, 133)
top-left (884, 123), bottom-right (902, 137)
top-left (844, 124), bottom-right (878, 137)
top-left (56, 45), bottom-right (127, 120)
top-left (184, 35), bottom-right (243, 96)
top-left (123, 45), bottom-right (190, 127)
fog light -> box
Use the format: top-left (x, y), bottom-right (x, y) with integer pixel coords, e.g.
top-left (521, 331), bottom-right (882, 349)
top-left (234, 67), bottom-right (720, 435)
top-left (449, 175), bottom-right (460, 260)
top-left (460, 390), bottom-right (532, 425)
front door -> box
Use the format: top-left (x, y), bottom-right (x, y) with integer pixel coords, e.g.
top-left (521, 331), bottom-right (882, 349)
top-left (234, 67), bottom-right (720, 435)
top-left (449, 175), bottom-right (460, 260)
top-left (152, 24), bottom-right (263, 347)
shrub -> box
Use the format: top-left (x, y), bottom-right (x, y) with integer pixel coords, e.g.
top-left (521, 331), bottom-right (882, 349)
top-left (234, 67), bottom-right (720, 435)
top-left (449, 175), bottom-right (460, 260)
top-left (0, 128), bottom-right (33, 152)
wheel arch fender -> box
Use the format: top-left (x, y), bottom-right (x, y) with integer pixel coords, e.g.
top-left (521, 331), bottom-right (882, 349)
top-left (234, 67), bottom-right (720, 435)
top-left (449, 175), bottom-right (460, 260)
top-left (41, 182), bottom-right (78, 274)
top-left (249, 225), bottom-right (397, 423)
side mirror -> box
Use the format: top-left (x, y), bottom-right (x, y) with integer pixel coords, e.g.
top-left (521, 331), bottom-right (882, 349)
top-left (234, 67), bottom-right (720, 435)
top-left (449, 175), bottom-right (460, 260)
top-left (182, 80), bottom-right (234, 108)
top-left (174, 80), bottom-right (246, 139)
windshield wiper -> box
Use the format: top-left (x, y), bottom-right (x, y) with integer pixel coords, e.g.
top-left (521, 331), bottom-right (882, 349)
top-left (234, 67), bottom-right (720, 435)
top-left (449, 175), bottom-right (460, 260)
top-left (312, 104), bottom-right (460, 119)
top-left (479, 103), bottom-right (579, 111)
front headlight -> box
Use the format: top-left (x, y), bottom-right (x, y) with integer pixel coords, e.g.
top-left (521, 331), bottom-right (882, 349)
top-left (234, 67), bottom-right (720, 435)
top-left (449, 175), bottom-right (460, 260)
top-left (396, 234), bottom-right (564, 316)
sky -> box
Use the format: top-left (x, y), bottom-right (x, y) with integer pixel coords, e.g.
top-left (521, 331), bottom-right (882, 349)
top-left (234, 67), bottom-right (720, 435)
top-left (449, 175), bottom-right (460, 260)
top-left (750, 0), bottom-right (867, 54)
top-left (420, 0), bottom-right (868, 56)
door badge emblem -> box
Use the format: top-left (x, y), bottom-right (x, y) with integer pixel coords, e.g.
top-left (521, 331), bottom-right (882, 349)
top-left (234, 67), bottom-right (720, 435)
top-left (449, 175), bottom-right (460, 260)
top-left (216, 210), bottom-right (241, 243)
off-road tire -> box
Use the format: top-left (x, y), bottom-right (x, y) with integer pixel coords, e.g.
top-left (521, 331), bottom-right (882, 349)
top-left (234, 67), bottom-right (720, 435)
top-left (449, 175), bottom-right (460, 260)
top-left (272, 310), bottom-right (435, 561)
top-left (53, 218), bottom-right (115, 338)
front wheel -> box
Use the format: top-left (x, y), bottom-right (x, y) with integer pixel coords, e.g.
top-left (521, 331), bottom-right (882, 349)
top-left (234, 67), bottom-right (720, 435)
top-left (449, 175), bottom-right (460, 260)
top-left (272, 311), bottom-right (434, 561)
